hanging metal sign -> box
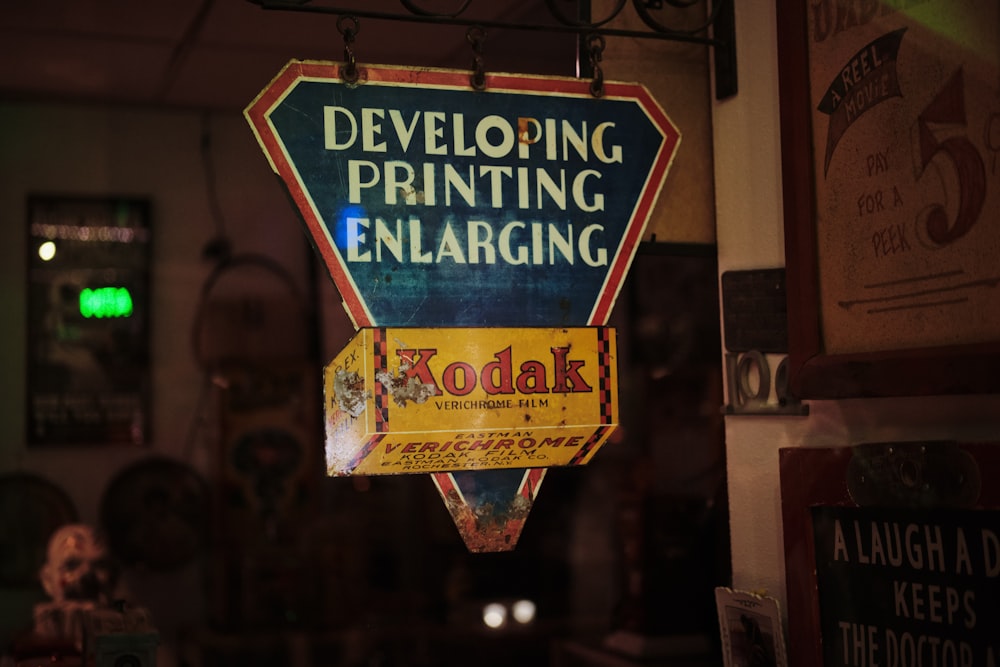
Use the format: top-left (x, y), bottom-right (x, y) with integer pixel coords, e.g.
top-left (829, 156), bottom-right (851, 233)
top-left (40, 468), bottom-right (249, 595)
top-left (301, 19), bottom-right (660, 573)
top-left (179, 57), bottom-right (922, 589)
top-left (325, 326), bottom-right (617, 475)
top-left (245, 60), bottom-right (680, 329)
top-left (246, 60), bottom-right (681, 551)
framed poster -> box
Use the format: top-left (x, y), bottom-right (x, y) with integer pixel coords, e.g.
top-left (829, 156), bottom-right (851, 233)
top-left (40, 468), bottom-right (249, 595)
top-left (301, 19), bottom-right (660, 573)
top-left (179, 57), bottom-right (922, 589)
top-left (26, 195), bottom-right (151, 445)
top-left (777, 1), bottom-right (1000, 398)
top-left (780, 442), bottom-right (1000, 667)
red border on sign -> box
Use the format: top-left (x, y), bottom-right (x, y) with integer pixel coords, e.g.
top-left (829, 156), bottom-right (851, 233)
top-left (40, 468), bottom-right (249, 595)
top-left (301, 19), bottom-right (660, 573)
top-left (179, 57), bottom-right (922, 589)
top-left (587, 81), bottom-right (679, 326)
top-left (245, 60), bottom-right (681, 328)
top-left (245, 61), bottom-right (373, 325)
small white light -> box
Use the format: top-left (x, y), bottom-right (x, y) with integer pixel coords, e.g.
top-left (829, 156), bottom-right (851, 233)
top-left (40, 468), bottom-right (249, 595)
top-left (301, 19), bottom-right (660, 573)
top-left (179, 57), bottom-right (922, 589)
top-left (38, 241), bottom-right (56, 261)
top-left (511, 599), bottom-right (536, 624)
top-left (482, 602), bottom-right (506, 629)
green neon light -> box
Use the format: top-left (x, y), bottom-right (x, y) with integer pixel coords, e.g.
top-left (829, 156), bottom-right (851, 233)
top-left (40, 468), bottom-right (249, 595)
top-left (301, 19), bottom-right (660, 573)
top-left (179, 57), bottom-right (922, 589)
top-left (79, 286), bottom-right (134, 319)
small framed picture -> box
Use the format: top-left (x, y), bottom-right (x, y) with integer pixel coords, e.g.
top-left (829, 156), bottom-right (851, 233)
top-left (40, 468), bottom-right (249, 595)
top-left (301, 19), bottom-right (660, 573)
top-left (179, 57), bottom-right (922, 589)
top-left (715, 587), bottom-right (787, 667)
top-left (26, 195), bottom-right (151, 446)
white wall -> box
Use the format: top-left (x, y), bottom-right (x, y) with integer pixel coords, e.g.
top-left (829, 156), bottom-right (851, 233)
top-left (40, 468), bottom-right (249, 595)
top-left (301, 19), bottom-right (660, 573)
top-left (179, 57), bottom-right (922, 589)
top-left (0, 102), bottom-right (315, 659)
top-left (712, 1), bottom-right (1000, 634)
top-left (0, 103), bottom-right (313, 511)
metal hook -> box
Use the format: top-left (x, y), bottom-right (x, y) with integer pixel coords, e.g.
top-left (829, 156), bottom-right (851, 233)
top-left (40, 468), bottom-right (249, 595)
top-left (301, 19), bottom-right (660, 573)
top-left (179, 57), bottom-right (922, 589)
top-left (586, 33), bottom-right (605, 98)
top-left (467, 26), bottom-right (486, 91)
top-left (337, 15), bottom-right (360, 84)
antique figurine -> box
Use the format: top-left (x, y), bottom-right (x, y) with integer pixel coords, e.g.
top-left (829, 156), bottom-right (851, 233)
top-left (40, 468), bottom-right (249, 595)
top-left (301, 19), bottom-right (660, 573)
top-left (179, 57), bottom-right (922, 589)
top-left (33, 523), bottom-right (120, 647)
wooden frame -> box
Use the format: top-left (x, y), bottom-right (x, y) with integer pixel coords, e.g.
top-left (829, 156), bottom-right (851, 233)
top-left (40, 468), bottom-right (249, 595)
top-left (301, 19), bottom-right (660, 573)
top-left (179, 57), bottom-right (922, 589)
top-left (777, 2), bottom-right (1000, 399)
top-left (780, 443), bottom-right (1000, 666)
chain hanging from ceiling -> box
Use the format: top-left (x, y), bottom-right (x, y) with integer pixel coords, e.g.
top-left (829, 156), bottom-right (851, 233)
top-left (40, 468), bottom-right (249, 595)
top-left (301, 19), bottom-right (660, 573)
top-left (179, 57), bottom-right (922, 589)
top-left (247, 0), bottom-right (737, 99)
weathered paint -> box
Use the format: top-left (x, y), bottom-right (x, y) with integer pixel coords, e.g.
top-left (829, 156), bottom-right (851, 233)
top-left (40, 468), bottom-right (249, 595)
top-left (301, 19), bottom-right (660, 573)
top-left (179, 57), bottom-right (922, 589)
top-left (432, 468), bottom-right (544, 553)
top-left (324, 326), bottom-right (618, 475)
top-left (245, 61), bottom-right (677, 552)
top-left (244, 60), bottom-right (680, 329)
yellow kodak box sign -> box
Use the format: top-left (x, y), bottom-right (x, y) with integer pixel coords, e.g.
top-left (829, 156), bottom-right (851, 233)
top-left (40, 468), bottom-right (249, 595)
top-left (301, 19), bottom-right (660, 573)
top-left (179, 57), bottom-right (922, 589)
top-left (324, 327), bottom-right (618, 475)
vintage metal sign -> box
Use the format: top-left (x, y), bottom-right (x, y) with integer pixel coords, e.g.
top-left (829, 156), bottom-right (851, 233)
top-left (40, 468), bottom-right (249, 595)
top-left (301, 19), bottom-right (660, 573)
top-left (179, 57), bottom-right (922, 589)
top-left (244, 60), bottom-right (680, 328)
top-left (246, 61), bottom-right (679, 551)
top-left (325, 326), bottom-right (617, 475)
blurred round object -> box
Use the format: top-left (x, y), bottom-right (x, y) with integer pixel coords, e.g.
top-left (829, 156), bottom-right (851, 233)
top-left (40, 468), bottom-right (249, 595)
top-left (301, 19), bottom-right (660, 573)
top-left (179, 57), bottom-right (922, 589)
top-left (100, 457), bottom-right (209, 572)
top-left (482, 602), bottom-right (506, 629)
top-left (0, 473), bottom-right (78, 587)
top-left (511, 599), bottom-right (536, 624)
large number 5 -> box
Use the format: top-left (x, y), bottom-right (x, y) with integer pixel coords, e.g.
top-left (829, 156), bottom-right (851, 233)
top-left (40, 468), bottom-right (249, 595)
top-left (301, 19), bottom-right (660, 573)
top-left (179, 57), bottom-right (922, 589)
top-left (915, 68), bottom-right (986, 247)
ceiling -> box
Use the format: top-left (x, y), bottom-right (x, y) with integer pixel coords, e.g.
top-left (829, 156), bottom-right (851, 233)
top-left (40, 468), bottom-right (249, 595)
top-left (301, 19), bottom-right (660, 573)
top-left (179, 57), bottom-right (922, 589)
top-left (0, 0), bottom-right (579, 112)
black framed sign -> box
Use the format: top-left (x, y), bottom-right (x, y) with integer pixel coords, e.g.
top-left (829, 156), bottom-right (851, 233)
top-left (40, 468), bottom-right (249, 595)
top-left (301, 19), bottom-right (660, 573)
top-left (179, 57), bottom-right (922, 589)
top-left (780, 441), bottom-right (1000, 667)
top-left (811, 504), bottom-right (1000, 667)
top-left (777, 1), bottom-right (1000, 398)
top-left (26, 195), bottom-right (152, 445)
